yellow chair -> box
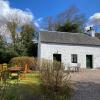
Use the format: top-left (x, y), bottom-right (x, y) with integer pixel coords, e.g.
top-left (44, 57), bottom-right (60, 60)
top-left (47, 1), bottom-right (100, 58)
top-left (2, 63), bottom-right (7, 71)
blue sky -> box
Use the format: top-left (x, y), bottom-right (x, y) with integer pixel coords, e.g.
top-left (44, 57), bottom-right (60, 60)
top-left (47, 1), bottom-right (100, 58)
top-left (0, 0), bottom-right (99, 31)
top-left (9, 0), bottom-right (100, 19)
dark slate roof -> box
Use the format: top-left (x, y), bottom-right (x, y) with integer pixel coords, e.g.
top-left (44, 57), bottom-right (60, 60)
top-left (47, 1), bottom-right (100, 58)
top-left (40, 31), bottom-right (100, 46)
top-left (96, 33), bottom-right (100, 39)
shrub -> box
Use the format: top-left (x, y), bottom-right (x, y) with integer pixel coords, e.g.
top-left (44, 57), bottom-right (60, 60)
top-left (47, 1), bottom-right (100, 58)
top-left (0, 77), bottom-right (19, 100)
top-left (40, 60), bottom-right (73, 100)
top-left (9, 57), bottom-right (38, 70)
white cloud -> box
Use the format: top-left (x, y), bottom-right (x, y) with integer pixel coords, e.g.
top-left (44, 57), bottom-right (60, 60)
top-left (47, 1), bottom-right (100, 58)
top-left (89, 13), bottom-right (100, 26)
top-left (0, 0), bottom-right (41, 41)
top-left (0, 0), bottom-right (42, 28)
top-left (37, 17), bottom-right (43, 22)
top-left (0, 0), bottom-right (34, 26)
top-left (34, 18), bottom-right (43, 27)
top-left (34, 21), bottom-right (40, 28)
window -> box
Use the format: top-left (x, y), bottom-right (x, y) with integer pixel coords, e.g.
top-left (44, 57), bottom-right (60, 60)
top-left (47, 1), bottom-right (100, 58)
top-left (71, 54), bottom-right (77, 63)
top-left (53, 54), bottom-right (61, 62)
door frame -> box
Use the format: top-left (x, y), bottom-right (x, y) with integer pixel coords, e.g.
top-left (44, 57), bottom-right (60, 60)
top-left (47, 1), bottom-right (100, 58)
top-left (86, 55), bottom-right (93, 69)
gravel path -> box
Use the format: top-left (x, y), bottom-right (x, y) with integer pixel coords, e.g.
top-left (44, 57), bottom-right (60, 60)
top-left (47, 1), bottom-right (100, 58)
top-left (71, 69), bottom-right (100, 100)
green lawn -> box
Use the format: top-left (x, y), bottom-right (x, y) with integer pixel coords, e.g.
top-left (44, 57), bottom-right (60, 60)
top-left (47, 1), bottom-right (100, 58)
top-left (0, 71), bottom-right (43, 100)
top-left (19, 71), bottom-right (42, 95)
top-left (0, 71), bottom-right (72, 100)
top-left (20, 71), bottom-right (41, 84)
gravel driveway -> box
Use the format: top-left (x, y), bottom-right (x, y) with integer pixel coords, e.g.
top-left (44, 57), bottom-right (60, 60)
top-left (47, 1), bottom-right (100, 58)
top-left (71, 69), bottom-right (100, 100)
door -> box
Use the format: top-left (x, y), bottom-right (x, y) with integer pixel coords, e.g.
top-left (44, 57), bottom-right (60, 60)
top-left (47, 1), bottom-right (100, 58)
top-left (53, 54), bottom-right (61, 62)
top-left (86, 55), bottom-right (93, 69)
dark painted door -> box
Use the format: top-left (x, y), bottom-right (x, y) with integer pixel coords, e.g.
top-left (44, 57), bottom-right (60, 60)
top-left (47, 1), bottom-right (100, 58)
top-left (86, 55), bottom-right (93, 69)
top-left (53, 54), bottom-right (61, 62)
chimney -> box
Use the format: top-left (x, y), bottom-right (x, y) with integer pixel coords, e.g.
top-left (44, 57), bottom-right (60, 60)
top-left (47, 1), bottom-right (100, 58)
top-left (85, 26), bottom-right (95, 37)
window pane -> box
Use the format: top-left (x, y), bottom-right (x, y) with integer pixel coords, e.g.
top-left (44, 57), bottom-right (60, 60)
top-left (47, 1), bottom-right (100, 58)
top-left (71, 54), bottom-right (77, 63)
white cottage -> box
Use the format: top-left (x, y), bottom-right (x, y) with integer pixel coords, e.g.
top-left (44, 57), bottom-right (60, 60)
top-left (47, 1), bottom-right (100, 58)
top-left (38, 30), bottom-right (100, 69)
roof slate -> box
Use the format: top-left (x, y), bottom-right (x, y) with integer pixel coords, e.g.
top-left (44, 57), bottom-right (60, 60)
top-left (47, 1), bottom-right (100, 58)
top-left (40, 31), bottom-right (100, 46)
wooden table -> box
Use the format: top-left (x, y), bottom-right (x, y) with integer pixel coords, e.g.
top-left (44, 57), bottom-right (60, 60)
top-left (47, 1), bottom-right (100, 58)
top-left (8, 67), bottom-right (23, 80)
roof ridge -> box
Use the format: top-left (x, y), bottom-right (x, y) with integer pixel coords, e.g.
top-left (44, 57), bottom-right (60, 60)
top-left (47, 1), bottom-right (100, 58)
top-left (40, 30), bottom-right (82, 34)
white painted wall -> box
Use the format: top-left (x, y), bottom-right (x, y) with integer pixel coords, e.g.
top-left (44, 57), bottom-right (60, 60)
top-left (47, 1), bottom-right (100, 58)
top-left (39, 42), bottom-right (100, 69)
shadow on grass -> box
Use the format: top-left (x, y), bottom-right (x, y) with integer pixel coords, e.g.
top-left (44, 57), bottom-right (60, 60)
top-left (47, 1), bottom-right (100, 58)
top-left (0, 83), bottom-right (44, 100)
top-left (0, 81), bottom-right (73, 100)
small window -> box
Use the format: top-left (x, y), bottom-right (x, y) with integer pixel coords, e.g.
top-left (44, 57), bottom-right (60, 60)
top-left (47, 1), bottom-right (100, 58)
top-left (71, 54), bottom-right (77, 63)
top-left (53, 54), bottom-right (61, 62)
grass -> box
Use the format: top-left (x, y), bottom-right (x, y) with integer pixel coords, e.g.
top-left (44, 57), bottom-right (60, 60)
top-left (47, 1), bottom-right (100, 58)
top-left (19, 71), bottom-right (42, 95)
top-left (0, 71), bottom-right (43, 100)
top-left (20, 71), bottom-right (41, 84)
top-left (0, 71), bottom-right (73, 100)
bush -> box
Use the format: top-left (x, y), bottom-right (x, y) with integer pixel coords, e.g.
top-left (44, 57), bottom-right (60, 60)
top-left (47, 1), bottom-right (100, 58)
top-left (40, 60), bottom-right (73, 100)
top-left (9, 57), bottom-right (38, 70)
top-left (0, 77), bottom-right (19, 100)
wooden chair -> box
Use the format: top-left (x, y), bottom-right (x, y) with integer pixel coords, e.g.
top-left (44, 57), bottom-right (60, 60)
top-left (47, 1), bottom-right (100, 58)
top-left (67, 63), bottom-right (81, 72)
top-left (75, 63), bottom-right (81, 72)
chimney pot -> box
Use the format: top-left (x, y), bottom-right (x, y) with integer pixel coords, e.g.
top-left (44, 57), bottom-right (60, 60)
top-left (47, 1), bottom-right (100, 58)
top-left (85, 26), bottom-right (95, 37)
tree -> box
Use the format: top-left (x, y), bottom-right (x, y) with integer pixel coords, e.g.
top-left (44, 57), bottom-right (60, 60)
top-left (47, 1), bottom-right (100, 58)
top-left (20, 24), bottom-right (35, 56)
top-left (6, 11), bottom-right (36, 56)
top-left (43, 6), bottom-right (86, 33)
top-left (0, 9), bottom-right (37, 63)
top-left (0, 35), bottom-right (5, 48)
top-left (7, 22), bottom-right (17, 44)
top-left (55, 6), bottom-right (86, 33)
top-left (42, 16), bottom-right (54, 31)
top-left (0, 35), bottom-right (6, 63)
top-left (0, 35), bottom-right (17, 63)
top-left (6, 21), bottom-right (27, 56)
top-left (56, 21), bottom-right (82, 33)
top-left (7, 23), bottom-right (36, 57)
top-left (6, 14), bottom-right (36, 57)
